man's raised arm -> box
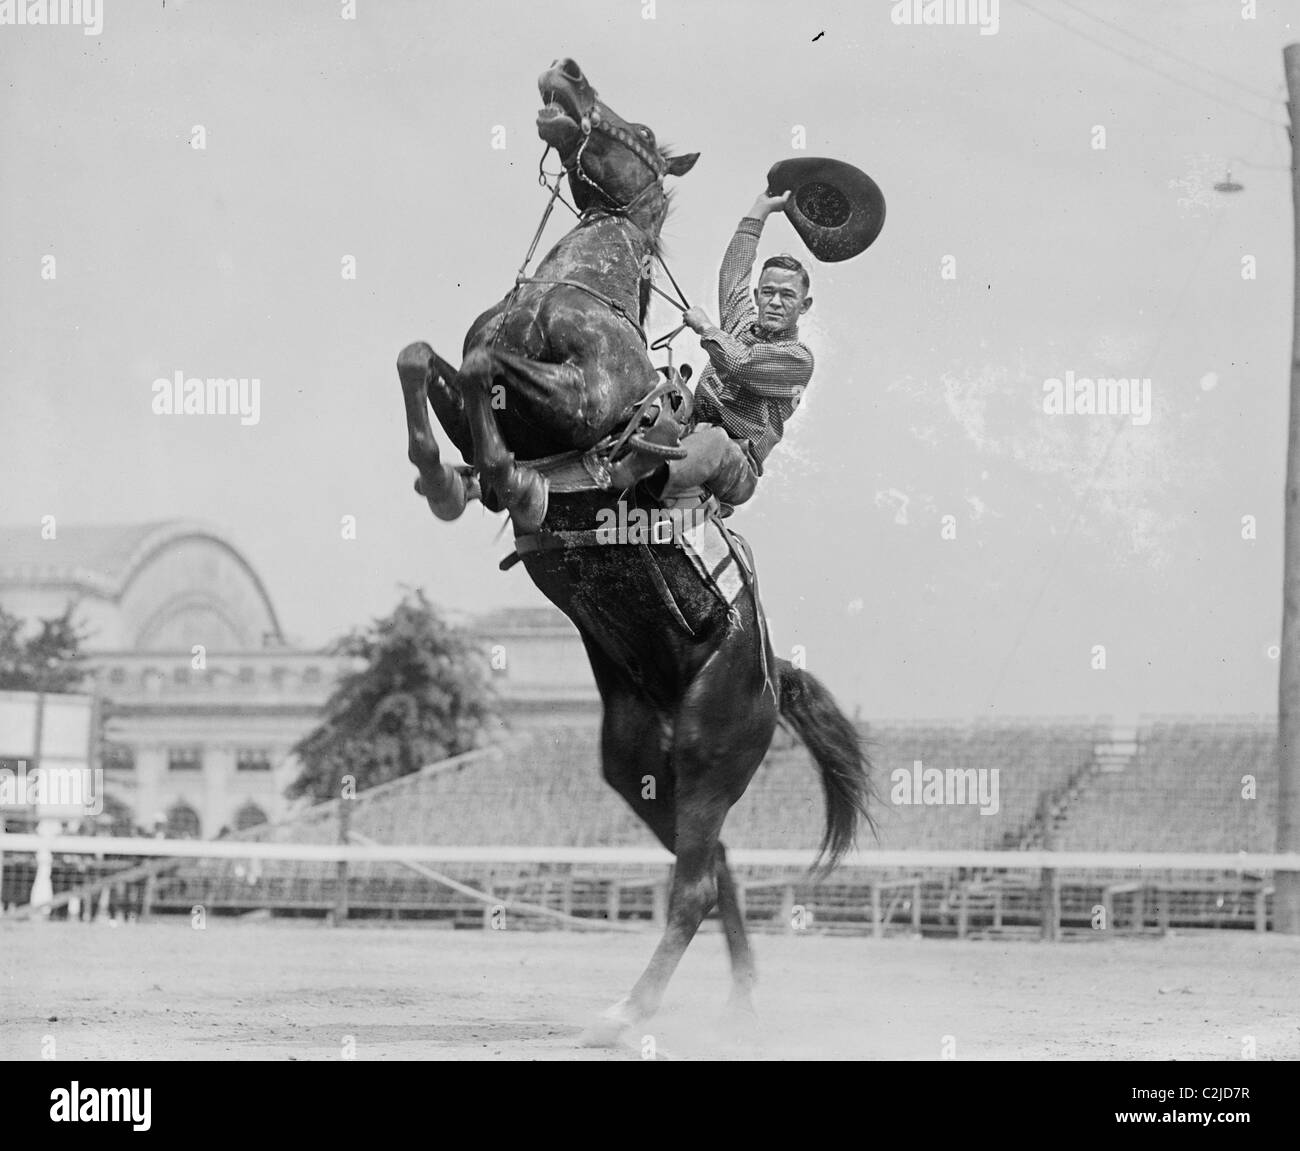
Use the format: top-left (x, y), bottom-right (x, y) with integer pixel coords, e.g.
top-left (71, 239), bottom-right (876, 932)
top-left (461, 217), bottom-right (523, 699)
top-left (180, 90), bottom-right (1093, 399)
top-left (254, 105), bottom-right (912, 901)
top-left (714, 191), bottom-right (791, 334)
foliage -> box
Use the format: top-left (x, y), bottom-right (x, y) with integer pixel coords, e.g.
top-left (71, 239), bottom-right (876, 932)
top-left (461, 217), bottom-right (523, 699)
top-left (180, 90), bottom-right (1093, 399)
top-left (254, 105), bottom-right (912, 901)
top-left (287, 590), bottom-right (500, 802)
top-left (0, 604), bottom-right (87, 692)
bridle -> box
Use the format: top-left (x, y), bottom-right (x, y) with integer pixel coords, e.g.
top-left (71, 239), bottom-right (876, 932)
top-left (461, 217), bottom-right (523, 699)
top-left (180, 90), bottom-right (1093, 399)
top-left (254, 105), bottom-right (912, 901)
top-left (493, 101), bottom-right (693, 357)
top-left (564, 99), bottom-right (667, 213)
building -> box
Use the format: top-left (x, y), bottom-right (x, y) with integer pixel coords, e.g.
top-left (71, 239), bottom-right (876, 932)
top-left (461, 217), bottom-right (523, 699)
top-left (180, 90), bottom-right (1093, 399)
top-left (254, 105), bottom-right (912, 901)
top-left (0, 521), bottom-right (596, 838)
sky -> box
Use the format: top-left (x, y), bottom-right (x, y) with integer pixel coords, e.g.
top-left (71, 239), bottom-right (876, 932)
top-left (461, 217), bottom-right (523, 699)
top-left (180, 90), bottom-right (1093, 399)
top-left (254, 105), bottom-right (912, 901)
top-left (1, 0), bottom-right (1297, 722)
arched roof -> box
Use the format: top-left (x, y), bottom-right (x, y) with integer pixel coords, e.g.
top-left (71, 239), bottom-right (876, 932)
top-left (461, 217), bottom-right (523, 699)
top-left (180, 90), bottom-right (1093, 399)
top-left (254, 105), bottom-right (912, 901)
top-left (0, 520), bottom-right (284, 649)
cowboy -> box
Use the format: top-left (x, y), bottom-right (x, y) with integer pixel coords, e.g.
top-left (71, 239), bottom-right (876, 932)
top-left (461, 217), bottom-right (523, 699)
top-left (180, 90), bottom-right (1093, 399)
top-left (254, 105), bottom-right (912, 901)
top-left (634, 189), bottom-right (813, 508)
top-left (607, 158), bottom-right (884, 507)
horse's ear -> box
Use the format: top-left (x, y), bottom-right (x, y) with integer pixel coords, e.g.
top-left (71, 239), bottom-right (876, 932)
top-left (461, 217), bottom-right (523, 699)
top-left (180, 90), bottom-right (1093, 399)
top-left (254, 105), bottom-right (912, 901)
top-left (665, 152), bottom-right (699, 177)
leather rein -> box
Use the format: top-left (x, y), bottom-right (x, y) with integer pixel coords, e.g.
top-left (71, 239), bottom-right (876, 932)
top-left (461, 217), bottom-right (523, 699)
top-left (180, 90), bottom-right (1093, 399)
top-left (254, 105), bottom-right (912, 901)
top-left (492, 100), bottom-right (692, 354)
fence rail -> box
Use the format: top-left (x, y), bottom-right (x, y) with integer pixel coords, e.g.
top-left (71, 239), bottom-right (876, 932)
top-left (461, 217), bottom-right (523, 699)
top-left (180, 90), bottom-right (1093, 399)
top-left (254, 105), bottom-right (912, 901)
top-left (3, 835), bottom-right (1299, 870)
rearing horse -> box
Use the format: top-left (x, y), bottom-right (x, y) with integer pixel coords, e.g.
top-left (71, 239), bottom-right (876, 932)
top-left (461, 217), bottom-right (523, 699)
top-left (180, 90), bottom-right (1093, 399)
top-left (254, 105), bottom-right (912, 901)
top-left (398, 57), bottom-right (873, 1045)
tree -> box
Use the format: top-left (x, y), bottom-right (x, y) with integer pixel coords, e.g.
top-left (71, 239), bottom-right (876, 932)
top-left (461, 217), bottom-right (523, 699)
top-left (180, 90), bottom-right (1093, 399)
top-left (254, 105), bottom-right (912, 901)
top-left (287, 589), bottom-right (500, 802)
top-left (0, 604), bottom-right (87, 692)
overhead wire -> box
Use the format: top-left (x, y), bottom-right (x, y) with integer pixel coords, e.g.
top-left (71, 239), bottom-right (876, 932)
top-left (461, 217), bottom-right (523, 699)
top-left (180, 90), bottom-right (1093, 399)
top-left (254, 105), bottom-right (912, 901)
top-left (1013, 0), bottom-right (1288, 130)
top-left (1051, 0), bottom-right (1282, 105)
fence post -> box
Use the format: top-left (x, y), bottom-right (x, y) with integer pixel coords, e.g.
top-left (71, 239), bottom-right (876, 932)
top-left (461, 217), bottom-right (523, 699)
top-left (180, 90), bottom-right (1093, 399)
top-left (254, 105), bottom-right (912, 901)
top-left (333, 792), bottom-right (350, 926)
top-left (1039, 867), bottom-right (1059, 941)
top-left (141, 871), bottom-right (156, 921)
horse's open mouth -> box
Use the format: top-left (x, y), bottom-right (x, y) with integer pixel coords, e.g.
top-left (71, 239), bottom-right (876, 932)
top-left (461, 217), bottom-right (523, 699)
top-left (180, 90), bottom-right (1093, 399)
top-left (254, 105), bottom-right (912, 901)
top-left (537, 103), bottom-right (576, 127)
top-left (537, 84), bottom-right (585, 143)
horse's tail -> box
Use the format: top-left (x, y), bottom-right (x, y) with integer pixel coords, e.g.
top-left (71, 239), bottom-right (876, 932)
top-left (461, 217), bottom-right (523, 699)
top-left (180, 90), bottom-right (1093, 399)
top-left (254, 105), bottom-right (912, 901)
top-left (776, 659), bottom-right (876, 873)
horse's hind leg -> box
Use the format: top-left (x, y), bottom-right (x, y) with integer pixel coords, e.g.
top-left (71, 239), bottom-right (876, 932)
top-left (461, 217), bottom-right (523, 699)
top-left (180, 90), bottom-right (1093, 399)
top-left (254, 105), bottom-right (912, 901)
top-left (398, 342), bottom-right (474, 520)
top-left (715, 843), bottom-right (758, 1022)
top-left (597, 634), bottom-right (776, 1040)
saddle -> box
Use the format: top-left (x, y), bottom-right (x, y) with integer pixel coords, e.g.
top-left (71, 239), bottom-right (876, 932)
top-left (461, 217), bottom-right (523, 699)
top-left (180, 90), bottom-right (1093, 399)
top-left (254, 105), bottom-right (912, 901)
top-left (508, 366), bottom-right (694, 498)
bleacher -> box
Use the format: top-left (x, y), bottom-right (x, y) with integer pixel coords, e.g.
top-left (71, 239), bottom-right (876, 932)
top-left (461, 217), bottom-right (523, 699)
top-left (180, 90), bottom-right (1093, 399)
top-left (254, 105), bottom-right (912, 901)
top-left (1051, 719), bottom-right (1275, 853)
top-left (17, 718), bottom-right (1284, 934)
top-left (134, 718), bottom-right (1110, 930)
top-left (722, 720), bottom-right (1105, 852)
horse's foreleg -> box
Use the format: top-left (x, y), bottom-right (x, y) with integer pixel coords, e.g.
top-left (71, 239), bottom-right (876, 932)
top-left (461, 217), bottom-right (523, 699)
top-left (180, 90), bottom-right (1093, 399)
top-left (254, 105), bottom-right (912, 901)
top-left (424, 348), bottom-right (474, 460)
top-left (398, 342), bottom-right (474, 520)
top-left (456, 346), bottom-right (587, 533)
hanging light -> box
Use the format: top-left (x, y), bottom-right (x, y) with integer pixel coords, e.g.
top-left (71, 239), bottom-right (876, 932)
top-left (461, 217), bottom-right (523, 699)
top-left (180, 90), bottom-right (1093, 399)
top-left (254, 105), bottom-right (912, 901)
top-left (1214, 167), bottom-right (1244, 193)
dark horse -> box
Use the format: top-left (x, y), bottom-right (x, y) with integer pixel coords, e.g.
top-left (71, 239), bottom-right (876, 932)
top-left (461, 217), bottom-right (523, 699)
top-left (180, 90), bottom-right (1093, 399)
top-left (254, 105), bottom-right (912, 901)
top-left (398, 58), bottom-right (872, 1044)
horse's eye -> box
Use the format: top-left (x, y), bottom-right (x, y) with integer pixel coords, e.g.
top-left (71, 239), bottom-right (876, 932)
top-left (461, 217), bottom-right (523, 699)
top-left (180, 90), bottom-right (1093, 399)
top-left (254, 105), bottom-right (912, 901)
top-left (638, 127), bottom-right (651, 139)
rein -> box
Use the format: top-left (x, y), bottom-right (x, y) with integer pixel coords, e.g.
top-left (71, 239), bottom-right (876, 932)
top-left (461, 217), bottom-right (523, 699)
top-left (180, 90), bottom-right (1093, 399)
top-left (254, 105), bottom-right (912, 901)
top-left (492, 129), bottom-right (692, 355)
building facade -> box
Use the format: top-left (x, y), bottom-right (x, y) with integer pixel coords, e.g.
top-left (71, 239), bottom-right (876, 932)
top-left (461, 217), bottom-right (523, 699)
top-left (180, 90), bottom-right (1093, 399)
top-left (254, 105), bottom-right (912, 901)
top-left (0, 521), bottom-right (596, 838)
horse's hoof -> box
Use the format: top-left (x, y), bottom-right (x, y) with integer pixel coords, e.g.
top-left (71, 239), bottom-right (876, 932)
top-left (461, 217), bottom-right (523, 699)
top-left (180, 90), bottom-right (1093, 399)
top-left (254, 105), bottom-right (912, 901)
top-left (578, 1017), bottom-right (630, 1048)
top-left (717, 1001), bottom-right (762, 1047)
top-left (506, 470), bottom-right (549, 534)
top-left (578, 998), bottom-right (637, 1048)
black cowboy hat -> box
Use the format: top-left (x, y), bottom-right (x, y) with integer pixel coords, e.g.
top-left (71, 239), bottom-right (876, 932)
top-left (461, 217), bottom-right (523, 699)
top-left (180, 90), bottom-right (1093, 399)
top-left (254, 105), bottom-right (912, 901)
top-left (765, 157), bottom-right (885, 263)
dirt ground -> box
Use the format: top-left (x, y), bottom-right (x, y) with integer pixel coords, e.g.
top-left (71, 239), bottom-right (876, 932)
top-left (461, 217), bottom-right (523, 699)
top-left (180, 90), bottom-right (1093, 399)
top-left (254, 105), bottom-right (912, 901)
top-left (3, 919), bottom-right (1298, 1060)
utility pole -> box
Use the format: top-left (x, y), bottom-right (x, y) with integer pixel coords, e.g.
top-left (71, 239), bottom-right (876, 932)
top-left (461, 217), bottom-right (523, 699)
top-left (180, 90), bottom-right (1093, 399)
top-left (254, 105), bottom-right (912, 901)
top-left (1276, 43), bottom-right (1300, 934)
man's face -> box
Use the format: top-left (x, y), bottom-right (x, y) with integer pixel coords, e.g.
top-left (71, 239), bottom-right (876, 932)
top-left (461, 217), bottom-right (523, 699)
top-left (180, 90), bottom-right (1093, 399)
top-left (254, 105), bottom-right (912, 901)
top-left (754, 268), bottom-right (812, 335)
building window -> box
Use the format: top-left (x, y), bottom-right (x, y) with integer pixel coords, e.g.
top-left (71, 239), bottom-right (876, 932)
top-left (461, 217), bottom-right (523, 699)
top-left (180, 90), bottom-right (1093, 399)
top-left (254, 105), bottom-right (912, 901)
top-left (237, 750), bottom-right (272, 772)
top-left (102, 744), bottom-right (135, 772)
top-left (168, 748), bottom-right (202, 772)
top-left (238, 666), bottom-right (255, 685)
top-left (108, 667), bottom-right (126, 685)
top-left (270, 666), bottom-right (287, 688)
top-left (233, 800), bottom-right (268, 831)
top-left (303, 666), bottom-right (321, 686)
top-left (165, 800), bottom-right (201, 839)
top-left (173, 667), bottom-right (190, 686)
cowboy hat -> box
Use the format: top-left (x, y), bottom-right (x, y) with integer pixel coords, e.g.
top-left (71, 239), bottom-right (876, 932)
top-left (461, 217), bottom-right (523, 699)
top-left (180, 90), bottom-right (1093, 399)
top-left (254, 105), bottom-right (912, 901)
top-left (765, 157), bottom-right (886, 263)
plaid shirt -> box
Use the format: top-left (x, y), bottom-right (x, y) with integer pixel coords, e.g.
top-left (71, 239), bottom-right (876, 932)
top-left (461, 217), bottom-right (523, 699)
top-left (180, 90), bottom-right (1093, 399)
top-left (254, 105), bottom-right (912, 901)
top-left (691, 216), bottom-right (814, 473)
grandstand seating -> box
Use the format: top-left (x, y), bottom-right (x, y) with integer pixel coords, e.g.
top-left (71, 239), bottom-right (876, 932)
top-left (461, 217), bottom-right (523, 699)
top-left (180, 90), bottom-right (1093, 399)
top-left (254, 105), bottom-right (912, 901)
top-left (726, 721), bottom-right (1104, 852)
top-left (11, 718), bottom-right (1282, 934)
top-left (1050, 719), bottom-right (1275, 853)
top-left (237, 719), bottom-right (1111, 852)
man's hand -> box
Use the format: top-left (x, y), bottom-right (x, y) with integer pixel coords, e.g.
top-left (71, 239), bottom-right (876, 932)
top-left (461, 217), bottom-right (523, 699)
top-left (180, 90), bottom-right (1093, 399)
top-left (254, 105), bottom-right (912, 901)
top-left (682, 305), bottom-right (712, 334)
top-left (749, 189), bottom-right (792, 219)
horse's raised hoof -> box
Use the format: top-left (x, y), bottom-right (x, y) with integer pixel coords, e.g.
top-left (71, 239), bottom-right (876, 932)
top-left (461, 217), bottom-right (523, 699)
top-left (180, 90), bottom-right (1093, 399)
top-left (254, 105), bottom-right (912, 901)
top-left (416, 468), bottom-right (481, 505)
top-left (496, 460), bottom-right (549, 534)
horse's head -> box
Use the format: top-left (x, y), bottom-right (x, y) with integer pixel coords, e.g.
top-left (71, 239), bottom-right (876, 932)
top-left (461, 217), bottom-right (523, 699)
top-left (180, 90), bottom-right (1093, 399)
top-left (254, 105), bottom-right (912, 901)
top-left (536, 57), bottom-right (699, 223)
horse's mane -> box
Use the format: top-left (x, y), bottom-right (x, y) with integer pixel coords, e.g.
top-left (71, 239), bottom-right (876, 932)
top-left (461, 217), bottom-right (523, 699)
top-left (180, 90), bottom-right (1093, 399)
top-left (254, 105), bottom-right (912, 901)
top-left (634, 146), bottom-right (679, 323)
